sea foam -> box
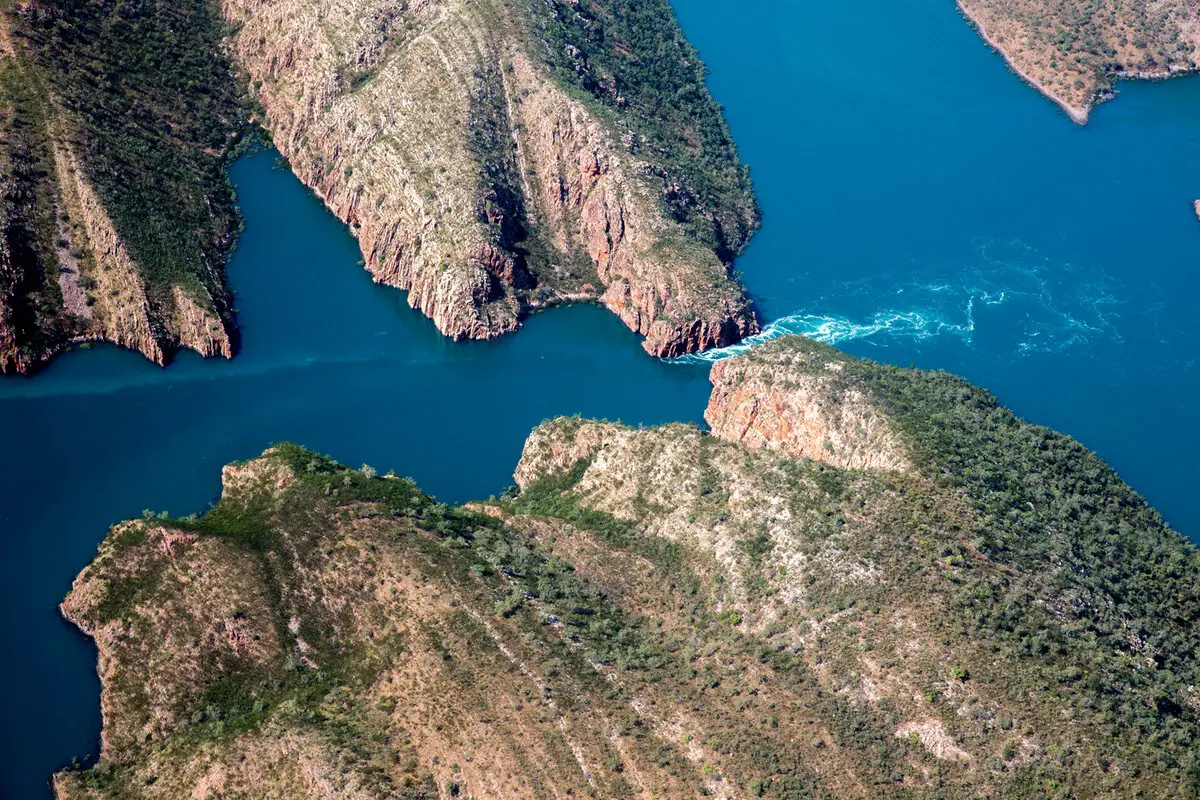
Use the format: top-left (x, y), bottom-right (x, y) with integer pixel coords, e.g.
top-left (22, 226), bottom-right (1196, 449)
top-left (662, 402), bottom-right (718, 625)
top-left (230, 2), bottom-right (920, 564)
top-left (674, 239), bottom-right (1126, 364)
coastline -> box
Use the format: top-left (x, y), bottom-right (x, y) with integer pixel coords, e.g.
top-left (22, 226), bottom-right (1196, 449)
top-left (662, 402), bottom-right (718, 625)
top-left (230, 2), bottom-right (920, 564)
top-left (956, 0), bottom-right (1091, 125)
top-left (1115, 63), bottom-right (1200, 85)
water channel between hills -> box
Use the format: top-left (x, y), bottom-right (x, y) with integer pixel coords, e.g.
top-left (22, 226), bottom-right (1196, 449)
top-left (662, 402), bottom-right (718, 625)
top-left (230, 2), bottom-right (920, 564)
top-left (4, 0), bottom-right (1200, 795)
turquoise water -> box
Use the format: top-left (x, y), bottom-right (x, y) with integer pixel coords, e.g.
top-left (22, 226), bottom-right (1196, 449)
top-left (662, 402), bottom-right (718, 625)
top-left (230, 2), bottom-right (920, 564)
top-left (0, 151), bottom-right (713, 799)
top-left (672, 0), bottom-right (1200, 521)
top-left (4, 0), bottom-right (1200, 795)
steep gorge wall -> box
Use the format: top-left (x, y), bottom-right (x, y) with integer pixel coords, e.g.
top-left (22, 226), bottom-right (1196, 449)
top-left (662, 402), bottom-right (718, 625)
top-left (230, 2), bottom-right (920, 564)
top-left (0, 4), bottom-right (237, 373)
top-left (223, 0), bottom-right (757, 356)
top-left (53, 144), bottom-right (234, 364)
top-left (2, 0), bottom-right (759, 373)
top-left (704, 344), bottom-right (912, 472)
top-left (0, 231), bottom-right (19, 372)
top-left (508, 52), bottom-right (757, 356)
top-left (56, 338), bottom-right (1200, 798)
top-left (224, 0), bottom-right (528, 341)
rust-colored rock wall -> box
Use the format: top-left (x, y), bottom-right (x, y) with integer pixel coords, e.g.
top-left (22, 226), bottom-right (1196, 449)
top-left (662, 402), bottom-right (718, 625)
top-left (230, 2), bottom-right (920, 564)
top-left (223, 0), bottom-right (757, 356)
top-left (704, 345), bottom-right (912, 472)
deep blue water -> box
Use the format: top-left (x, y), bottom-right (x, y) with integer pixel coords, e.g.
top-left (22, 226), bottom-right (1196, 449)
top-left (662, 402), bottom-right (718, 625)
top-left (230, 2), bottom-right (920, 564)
top-left (3, 0), bottom-right (1200, 795)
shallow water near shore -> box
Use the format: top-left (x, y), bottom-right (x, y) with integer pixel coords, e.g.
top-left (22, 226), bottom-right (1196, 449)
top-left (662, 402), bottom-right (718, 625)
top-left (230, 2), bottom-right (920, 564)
top-left (5, 0), bottom-right (1200, 795)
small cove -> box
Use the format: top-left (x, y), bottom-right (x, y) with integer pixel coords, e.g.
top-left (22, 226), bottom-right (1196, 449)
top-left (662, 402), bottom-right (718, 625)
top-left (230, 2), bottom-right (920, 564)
top-left (6, 0), bottom-right (1200, 795)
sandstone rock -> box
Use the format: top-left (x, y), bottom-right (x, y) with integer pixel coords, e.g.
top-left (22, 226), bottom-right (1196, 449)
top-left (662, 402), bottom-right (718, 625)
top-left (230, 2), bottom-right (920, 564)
top-left (56, 339), bottom-right (1200, 798)
top-left (0, 7), bottom-right (237, 373)
top-left (705, 343), bottom-right (912, 472)
top-left (223, 0), bottom-right (758, 356)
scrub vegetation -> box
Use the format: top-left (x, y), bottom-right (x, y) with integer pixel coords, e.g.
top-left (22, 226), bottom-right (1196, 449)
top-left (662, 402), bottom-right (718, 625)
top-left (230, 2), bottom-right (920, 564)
top-left (521, 0), bottom-right (759, 260)
top-left (959, 0), bottom-right (1200, 119)
top-left (0, 29), bottom-right (71, 369)
top-left (16, 0), bottom-right (243, 307)
top-left (56, 337), bottom-right (1200, 799)
top-left (783, 337), bottom-right (1200, 782)
top-left (3, 0), bottom-right (762, 368)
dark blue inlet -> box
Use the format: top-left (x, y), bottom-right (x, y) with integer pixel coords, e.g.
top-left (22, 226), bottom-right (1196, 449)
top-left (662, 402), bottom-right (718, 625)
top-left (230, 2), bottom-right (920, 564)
top-left (5, 0), bottom-right (1200, 795)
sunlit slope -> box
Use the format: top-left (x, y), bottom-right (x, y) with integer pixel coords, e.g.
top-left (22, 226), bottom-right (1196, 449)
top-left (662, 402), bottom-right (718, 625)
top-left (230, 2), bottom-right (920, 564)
top-left (959, 0), bottom-right (1200, 122)
top-left (56, 337), bottom-right (1200, 798)
top-left (225, 0), bottom-right (760, 356)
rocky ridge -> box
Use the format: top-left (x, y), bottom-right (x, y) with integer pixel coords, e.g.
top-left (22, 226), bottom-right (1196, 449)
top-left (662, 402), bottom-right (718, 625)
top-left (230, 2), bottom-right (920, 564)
top-left (0, 1), bottom-right (239, 373)
top-left (56, 336), bottom-right (1200, 798)
top-left (1, 0), bottom-right (760, 372)
top-left (223, 0), bottom-right (759, 356)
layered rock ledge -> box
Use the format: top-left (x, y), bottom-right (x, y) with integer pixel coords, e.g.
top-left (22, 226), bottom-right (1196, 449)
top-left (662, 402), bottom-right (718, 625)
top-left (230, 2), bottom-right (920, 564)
top-left (223, 0), bottom-right (759, 356)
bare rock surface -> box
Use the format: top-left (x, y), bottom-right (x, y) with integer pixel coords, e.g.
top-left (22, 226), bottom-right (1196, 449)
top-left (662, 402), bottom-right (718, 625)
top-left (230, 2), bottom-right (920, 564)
top-left (223, 0), bottom-right (758, 355)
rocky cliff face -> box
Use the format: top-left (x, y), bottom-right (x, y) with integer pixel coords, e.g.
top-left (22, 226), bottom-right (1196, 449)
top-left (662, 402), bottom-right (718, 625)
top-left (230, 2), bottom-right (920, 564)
top-left (704, 345), bottom-right (911, 472)
top-left (0, 239), bottom-right (20, 372)
top-left (57, 337), bottom-right (1200, 798)
top-left (959, 0), bottom-right (1200, 122)
top-left (223, 0), bottom-right (758, 356)
top-left (52, 144), bottom-right (234, 364)
top-left (2, 0), bottom-right (760, 372)
top-left (0, 2), bottom-right (239, 374)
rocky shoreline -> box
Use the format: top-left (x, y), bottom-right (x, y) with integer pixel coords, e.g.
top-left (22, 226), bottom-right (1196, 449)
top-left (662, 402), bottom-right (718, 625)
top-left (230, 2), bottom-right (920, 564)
top-left (956, 0), bottom-right (1090, 124)
top-left (54, 336), bottom-right (1200, 798)
top-left (958, 0), bottom-right (1200, 126)
top-left (2, 0), bottom-right (761, 375)
top-left (0, 1), bottom-right (239, 375)
top-left (226, 0), bottom-right (759, 358)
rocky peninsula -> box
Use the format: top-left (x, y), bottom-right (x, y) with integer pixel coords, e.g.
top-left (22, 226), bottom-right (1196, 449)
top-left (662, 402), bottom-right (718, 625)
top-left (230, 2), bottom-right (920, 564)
top-left (56, 337), bottom-right (1200, 798)
top-left (0, 0), bottom-right (758, 373)
top-left (224, 0), bottom-right (759, 357)
top-left (959, 0), bottom-right (1200, 123)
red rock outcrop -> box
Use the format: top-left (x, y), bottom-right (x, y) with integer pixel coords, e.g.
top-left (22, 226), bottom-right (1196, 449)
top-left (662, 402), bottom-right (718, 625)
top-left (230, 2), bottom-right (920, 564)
top-left (704, 343), bottom-right (912, 472)
top-left (223, 0), bottom-right (757, 356)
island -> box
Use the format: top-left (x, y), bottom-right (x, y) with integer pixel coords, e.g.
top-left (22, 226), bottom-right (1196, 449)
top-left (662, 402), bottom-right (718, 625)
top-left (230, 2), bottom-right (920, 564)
top-left (0, 0), bottom-right (758, 373)
top-left (958, 0), bottom-right (1200, 123)
top-left (56, 337), bottom-right (1200, 798)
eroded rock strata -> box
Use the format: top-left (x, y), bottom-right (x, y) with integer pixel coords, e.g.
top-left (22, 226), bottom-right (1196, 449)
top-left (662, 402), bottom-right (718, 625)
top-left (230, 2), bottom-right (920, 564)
top-left (57, 337), bottom-right (1200, 798)
top-left (0, 0), bottom-right (758, 372)
top-left (959, 0), bottom-right (1200, 122)
top-left (0, 1), bottom-right (241, 373)
top-left (223, 0), bottom-right (759, 356)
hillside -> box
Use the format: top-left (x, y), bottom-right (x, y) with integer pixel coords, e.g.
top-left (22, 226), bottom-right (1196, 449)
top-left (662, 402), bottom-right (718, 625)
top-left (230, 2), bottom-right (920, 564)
top-left (958, 0), bottom-right (1200, 122)
top-left (224, 0), bottom-right (759, 356)
top-left (0, 0), bottom-right (243, 373)
top-left (1, 0), bottom-right (758, 372)
top-left (55, 337), bottom-right (1200, 798)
